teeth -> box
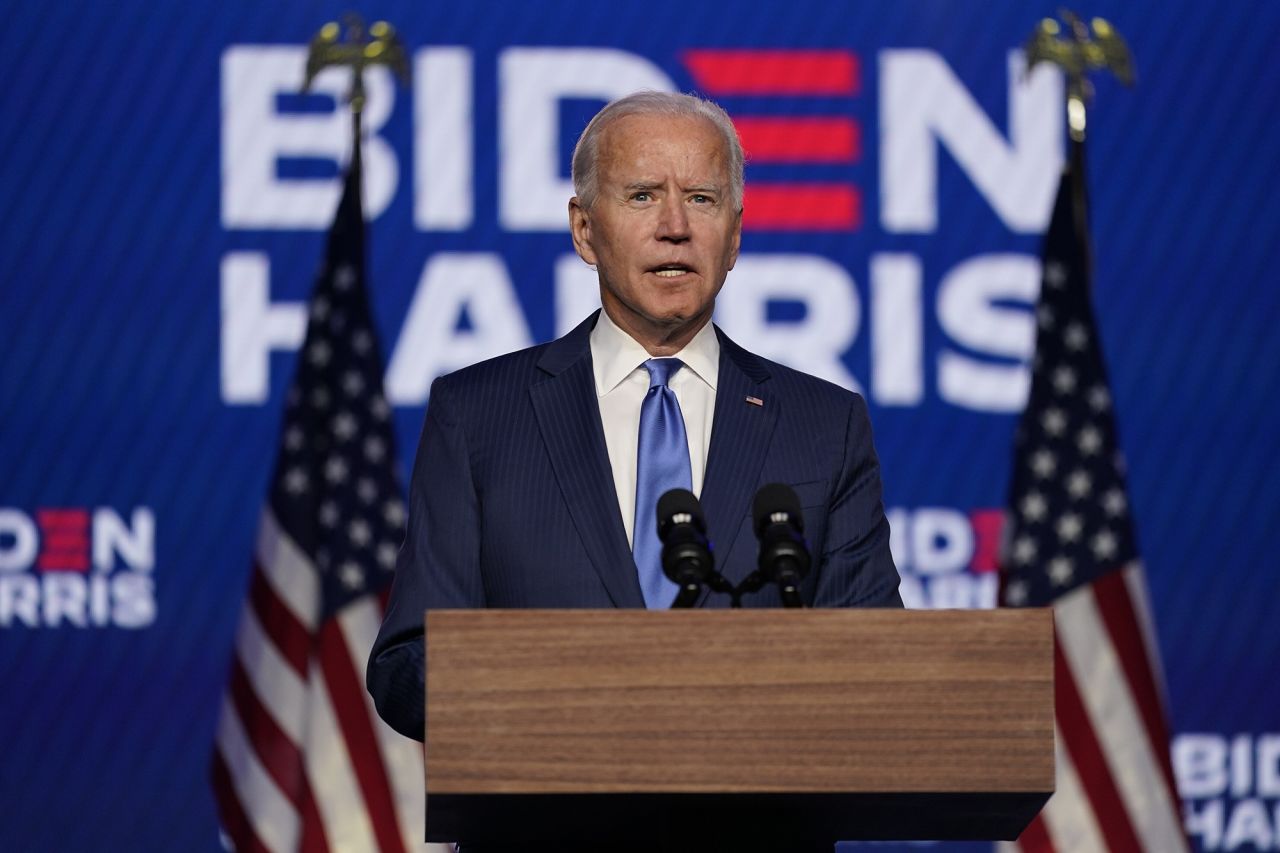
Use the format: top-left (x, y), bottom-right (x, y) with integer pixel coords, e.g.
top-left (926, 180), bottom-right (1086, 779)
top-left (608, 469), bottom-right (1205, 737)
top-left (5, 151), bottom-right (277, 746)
top-left (654, 269), bottom-right (687, 277)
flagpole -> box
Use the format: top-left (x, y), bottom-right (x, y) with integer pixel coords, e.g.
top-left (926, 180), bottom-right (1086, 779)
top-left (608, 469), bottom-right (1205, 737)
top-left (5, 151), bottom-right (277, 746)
top-left (302, 15), bottom-right (409, 217)
top-left (1025, 10), bottom-right (1135, 282)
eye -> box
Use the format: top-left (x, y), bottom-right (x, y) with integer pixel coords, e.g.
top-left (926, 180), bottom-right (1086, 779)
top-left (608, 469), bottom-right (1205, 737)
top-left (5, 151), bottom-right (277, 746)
top-left (690, 194), bottom-right (713, 205)
top-left (631, 191), bottom-right (653, 202)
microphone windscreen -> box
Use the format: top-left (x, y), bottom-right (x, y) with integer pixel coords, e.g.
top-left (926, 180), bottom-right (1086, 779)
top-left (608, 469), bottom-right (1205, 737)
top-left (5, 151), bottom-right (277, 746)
top-left (657, 488), bottom-right (704, 538)
top-left (752, 483), bottom-right (804, 536)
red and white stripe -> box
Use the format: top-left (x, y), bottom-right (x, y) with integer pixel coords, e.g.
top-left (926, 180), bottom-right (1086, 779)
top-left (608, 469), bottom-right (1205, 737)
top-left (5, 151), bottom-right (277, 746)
top-left (1007, 563), bottom-right (1187, 852)
top-left (213, 509), bottom-right (451, 853)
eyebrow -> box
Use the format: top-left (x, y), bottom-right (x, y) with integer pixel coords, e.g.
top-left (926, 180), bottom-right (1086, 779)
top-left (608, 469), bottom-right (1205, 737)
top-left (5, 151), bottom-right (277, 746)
top-left (621, 181), bottom-right (722, 194)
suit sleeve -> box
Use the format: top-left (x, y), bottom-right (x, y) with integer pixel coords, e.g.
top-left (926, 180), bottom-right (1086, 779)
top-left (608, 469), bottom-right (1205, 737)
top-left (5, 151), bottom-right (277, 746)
top-left (367, 377), bottom-right (485, 741)
top-left (811, 393), bottom-right (904, 608)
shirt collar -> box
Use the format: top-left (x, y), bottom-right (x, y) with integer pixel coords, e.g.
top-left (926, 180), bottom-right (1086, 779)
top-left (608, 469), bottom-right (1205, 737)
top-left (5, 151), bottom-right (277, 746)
top-left (590, 309), bottom-right (720, 396)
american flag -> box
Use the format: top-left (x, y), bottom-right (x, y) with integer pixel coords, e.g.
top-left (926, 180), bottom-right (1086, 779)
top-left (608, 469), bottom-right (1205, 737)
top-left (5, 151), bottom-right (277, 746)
top-left (1000, 143), bottom-right (1188, 852)
top-left (211, 145), bottom-right (444, 852)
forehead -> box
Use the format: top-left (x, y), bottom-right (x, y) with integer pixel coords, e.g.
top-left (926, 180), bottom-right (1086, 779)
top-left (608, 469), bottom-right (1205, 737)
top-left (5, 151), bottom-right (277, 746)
top-left (596, 113), bottom-right (728, 182)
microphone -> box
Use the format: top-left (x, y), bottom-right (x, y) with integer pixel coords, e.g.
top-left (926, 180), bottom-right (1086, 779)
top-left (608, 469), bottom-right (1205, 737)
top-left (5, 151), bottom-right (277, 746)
top-left (752, 483), bottom-right (812, 608)
top-left (657, 488), bottom-right (715, 608)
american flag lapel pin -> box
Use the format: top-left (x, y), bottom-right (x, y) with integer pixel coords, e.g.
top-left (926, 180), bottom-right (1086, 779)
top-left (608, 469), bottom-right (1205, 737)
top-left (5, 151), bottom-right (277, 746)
top-left (745, 395), bottom-right (763, 407)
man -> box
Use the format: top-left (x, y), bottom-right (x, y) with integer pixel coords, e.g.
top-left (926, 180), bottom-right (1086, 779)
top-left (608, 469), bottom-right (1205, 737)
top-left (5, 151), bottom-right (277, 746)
top-left (368, 92), bottom-right (901, 743)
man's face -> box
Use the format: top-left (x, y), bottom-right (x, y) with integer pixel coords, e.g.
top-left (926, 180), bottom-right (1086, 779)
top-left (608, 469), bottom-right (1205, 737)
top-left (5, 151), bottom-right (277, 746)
top-left (569, 113), bottom-right (742, 351)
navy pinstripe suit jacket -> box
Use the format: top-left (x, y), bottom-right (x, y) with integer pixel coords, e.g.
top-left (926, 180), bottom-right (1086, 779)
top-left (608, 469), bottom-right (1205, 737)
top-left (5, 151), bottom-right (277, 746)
top-left (367, 312), bottom-right (902, 740)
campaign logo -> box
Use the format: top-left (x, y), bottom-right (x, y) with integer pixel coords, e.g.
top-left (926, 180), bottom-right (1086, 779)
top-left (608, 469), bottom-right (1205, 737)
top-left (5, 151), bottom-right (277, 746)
top-left (887, 505), bottom-right (1002, 609)
top-left (217, 43), bottom-right (1063, 413)
top-left (1176, 732), bottom-right (1280, 851)
top-left (0, 507), bottom-right (156, 629)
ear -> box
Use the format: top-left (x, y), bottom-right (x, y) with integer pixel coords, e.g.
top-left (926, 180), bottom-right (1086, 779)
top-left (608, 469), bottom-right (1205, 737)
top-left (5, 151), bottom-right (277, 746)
top-left (568, 197), bottom-right (598, 266)
top-left (726, 208), bottom-right (743, 270)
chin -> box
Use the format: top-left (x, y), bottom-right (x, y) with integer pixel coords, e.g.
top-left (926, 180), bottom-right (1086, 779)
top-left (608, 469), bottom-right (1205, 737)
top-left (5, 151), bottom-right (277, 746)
top-left (646, 305), bottom-right (698, 325)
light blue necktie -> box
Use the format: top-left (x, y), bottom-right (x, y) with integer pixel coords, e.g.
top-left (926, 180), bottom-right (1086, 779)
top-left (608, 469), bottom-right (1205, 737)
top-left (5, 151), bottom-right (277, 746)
top-left (633, 358), bottom-right (692, 609)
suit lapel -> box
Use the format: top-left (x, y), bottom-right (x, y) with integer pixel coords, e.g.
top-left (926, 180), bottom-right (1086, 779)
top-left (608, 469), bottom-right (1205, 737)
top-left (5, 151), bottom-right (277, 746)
top-left (530, 313), bottom-right (644, 608)
top-left (700, 328), bottom-right (779, 588)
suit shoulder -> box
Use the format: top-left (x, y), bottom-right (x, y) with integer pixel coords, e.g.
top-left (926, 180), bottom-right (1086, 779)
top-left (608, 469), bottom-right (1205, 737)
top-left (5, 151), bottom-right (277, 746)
top-left (431, 314), bottom-right (597, 401)
top-left (430, 340), bottom-right (553, 399)
top-left (717, 327), bottom-right (863, 411)
top-left (767, 357), bottom-right (855, 396)
top-left (744, 352), bottom-right (868, 418)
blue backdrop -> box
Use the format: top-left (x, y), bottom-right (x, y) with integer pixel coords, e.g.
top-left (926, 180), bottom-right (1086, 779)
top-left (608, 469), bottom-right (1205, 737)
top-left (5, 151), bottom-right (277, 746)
top-left (1, 1), bottom-right (1277, 850)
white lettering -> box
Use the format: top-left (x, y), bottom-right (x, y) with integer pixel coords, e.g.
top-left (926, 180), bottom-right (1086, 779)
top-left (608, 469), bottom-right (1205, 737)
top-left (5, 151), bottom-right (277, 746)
top-left (112, 572), bottom-right (156, 629)
top-left (93, 507), bottom-right (155, 572)
top-left (220, 253), bottom-right (307, 404)
top-left (910, 507), bottom-right (974, 574)
top-left (0, 575), bottom-right (40, 626)
top-left (870, 253), bottom-right (923, 406)
top-left (0, 570), bottom-right (156, 629)
top-left (937, 253), bottom-right (1039, 412)
top-left (893, 573), bottom-right (996, 610)
top-left (386, 253), bottom-right (533, 403)
top-left (221, 46), bottom-right (397, 228)
top-left (885, 508), bottom-right (909, 569)
top-left (897, 572), bottom-right (924, 610)
top-left (715, 255), bottom-right (861, 392)
top-left (879, 50), bottom-right (1062, 233)
top-left (42, 574), bottom-right (87, 628)
top-left (1176, 734), bottom-right (1229, 798)
top-left (1223, 799), bottom-right (1273, 850)
top-left (90, 572), bottom-right (111, 626)
top-left (1185, 798), bottom-right (1225, 851)
top-left (1234, 734), bottom-right (1255, 798)
top-left (0, 509), bottom-right (38, 572)
top-left (415, 47), bottom-right (474, 231)
top-left (927, 573), bottom-right (997, 608)
top-left (1260, 735), bottom-right (1280, 796)
top-left (498, 48), bottom-right (674, 230)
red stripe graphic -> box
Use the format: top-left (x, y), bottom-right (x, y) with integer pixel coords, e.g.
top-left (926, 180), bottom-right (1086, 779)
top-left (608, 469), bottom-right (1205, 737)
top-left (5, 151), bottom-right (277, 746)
top-left (42, 531), bottom-right (89, 551)
top-left (1093, 570), bottom-right (1183, 809)
top-left (318, 619), bottom-right (407, 853)
top-left (1053, 631), bottom-right (1144, 852)
top-left (733, 117), bottom-right (860, 163)
top-left (211, 750), bottom-right (275, 853)
top-left (967, 508), bottom-right (1004, 574)
top-left (684, 50), bottom-right (859, 95)
top-left (743, 184), bottom-right (861, 230)
top-left (37, 509), bottom-right (88, 528)
top-left (250, 565), bottom-right (313, 677)
top-left (37, 552), bottom-right (89, 571)
top-left (37, 509), bottom-right (90, 571)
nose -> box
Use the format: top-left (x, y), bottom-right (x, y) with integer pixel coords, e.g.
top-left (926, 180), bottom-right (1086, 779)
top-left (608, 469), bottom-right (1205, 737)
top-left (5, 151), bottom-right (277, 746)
top-left (655, 195), bottom-right (691, 242)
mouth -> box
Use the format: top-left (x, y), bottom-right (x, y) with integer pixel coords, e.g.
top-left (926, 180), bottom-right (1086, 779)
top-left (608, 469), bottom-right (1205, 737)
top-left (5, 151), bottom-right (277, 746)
top-left (650, 263), bottom-right (694, 279)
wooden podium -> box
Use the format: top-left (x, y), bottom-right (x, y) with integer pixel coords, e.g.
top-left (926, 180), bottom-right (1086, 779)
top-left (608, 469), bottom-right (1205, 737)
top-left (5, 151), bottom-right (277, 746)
top-left (424, 609), bottom-right (1053, 849)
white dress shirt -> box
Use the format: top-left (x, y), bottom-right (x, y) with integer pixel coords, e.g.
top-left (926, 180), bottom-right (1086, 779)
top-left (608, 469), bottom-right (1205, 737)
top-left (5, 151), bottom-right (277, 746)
top-left (589, 309), bottom-right (720, 548)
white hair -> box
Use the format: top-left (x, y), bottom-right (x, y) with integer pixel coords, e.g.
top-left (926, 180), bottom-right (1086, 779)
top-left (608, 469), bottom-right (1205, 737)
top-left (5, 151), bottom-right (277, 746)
top-left (570, 91), bottom-right (744, 211)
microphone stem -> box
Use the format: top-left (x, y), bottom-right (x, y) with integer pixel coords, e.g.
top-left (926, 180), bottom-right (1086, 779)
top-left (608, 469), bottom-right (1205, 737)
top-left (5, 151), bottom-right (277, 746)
top-left (672, 584), bottom-right (700, 608)
top-left (780, 585), bottom-right (804, 608)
